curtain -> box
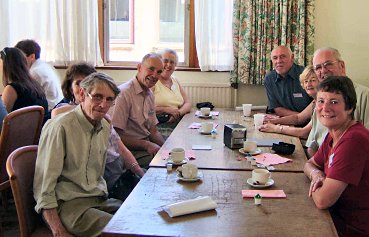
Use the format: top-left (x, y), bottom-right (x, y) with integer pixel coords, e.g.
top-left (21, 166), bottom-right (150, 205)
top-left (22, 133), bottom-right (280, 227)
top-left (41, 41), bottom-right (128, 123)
top-left (194, 0), bottom-right (234, 71)
top-left (230, 0), bottom-right (315, 87)
top-left (0, 0), bottom-right (102, 66)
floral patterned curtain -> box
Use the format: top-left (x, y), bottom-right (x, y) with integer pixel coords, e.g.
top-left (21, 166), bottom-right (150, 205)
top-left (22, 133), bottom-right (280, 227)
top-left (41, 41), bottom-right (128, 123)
top-left (230, 0), bottom-right (315, 87)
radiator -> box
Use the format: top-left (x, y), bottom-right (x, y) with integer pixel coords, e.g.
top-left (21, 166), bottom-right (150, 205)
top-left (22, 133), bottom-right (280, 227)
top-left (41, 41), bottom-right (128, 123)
top-left (182, 83), bottom-right (234, 108)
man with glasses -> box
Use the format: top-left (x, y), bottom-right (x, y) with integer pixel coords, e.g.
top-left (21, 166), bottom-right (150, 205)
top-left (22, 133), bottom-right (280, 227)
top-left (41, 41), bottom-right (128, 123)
top-left (264, 45), bottom-right (312, 116)
top-left (34, 72), bottom-right (122, 237)
top-left (306, 47), bottom-right (369, 157)
top-left (110, 53), bottom-right (165, 169)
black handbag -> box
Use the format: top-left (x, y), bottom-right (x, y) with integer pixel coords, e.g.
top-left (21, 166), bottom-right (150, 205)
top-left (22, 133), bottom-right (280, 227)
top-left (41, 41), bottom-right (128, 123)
top-left (156, 113), bottom-right (171, 123)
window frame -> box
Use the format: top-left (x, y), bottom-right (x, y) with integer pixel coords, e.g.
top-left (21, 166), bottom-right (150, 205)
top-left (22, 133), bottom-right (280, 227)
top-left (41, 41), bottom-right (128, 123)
top-left (98, 0), bottom-right (198, 69)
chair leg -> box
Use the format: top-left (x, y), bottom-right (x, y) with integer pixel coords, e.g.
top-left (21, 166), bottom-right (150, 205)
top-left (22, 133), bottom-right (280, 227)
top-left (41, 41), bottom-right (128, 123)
top-left (1, 191), bottom-right (8, 210)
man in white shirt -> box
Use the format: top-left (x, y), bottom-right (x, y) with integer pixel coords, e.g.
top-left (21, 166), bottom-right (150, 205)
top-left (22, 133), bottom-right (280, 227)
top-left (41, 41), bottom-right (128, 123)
top-left (15, 39), bottom-right (63, 111)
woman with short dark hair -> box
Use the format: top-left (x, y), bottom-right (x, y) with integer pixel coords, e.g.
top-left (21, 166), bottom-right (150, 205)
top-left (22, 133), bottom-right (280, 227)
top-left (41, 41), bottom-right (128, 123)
top-left (304, 76), bottom-right (369, 236)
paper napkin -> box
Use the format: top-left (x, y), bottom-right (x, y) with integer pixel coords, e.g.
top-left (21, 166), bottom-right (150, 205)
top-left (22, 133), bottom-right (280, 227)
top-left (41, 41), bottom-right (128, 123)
top-left (242, 190), bottom-right (286, 198)
top-left (253, 153), bottom-right (292, 166)
top-left (162, 196), bottom-right (217, 217)
top-left (195, 111), bottom-right (220, 116)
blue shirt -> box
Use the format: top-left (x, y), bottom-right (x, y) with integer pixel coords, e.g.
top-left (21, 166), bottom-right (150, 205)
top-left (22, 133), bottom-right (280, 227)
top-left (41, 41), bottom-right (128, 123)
top-left (264, 63), bottom-right (312, 112)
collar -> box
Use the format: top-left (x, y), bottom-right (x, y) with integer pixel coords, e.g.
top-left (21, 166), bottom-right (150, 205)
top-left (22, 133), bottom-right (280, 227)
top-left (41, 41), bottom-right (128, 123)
top-left (274, 63), bottom-right (299, 83)
top-left (132, 77), bottom-right (151, 96)
top-left (74, 105), bottom-right (103, 134)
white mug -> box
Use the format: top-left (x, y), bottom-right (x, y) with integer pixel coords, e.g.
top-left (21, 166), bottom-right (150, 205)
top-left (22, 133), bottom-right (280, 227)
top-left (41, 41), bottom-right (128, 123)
top-left (242, 104), bottom-right (252, 117)
top-left (243, 140), bottom-right (257, 153)
top-left (181, 164), bottom-right (198, 179)
top-left (252, 169), bottom-right (271, 185)
top-left (200, 107), bottom-right (211, 116)
top-left (170, 148), bottom-right (185, 163)
top-left (201, 122), bottom-right (213, 133)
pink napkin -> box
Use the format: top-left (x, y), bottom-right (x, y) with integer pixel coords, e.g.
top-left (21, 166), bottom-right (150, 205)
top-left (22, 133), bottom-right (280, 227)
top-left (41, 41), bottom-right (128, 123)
top-left (253, 153), bottom-right (292, 166)
top-left (195, 111), bottom-right (220, 116)
top-left (242, 190), bottom-right (286, 198)
top-left (160, 149), bottom-right (196, 160)
top-left (188, 122), bottom-right (219, 129)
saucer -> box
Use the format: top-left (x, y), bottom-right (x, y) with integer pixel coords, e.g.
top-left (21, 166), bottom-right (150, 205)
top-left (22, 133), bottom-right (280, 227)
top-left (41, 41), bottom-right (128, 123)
top-left (167, 158), bottom-right (188, 165)
top-left (199, 114), bottom-right (212, 119)
top-left (199, 130), bottom-right (212, 135)
top-left (239, 148), bottom-right (262, 156)
top-left (247, 178), bottom-right (274, 188)
top-left (177, 172), bottom-right (203, 182)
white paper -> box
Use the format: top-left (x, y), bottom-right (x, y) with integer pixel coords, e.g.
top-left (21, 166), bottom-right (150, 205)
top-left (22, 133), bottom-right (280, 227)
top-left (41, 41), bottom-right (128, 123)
top-left (192, 145), bottom-right (212, 150)
top-left (162, 196), bottom-right (217, 217)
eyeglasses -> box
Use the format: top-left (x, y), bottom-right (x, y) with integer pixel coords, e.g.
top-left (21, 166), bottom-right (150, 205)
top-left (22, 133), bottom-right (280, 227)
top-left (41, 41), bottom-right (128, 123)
top-left (313, 61), bottom-right (339, 72)
top-left (86, 92), bottom-right (116, 105)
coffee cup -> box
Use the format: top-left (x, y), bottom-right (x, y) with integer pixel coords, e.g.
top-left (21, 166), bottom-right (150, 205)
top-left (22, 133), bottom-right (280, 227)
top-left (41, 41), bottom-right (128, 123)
top-left (242, 104), bottom-right (252, 117)
top-left (252, 169), bottom-right (271, 185)
top-left (253, 114), bottom-right (265, 128)
top-left (201, 122), bottom-right (213, 133)
top-left (181, 164), bottom-right (198, 179)
top-left (243, 140), bottom-right (257, 153)
top-left (170, 148), bottom-right (185, 163)
top-left (200, 107), bottom-right (211, 116)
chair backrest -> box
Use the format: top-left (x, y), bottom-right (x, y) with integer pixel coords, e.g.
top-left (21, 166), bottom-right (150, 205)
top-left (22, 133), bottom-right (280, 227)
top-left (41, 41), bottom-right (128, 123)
top-left (6, 145), bottom-right (52, 237)
top-left (0, 106), bottom-right (44, 186)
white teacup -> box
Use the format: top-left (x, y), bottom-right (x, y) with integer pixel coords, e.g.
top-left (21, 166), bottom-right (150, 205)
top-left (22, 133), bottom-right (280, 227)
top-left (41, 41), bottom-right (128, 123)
top-left (252, 169), bottom-right (271, 185)
top-left (201, 122), bottom-right (213, 133)
top-left (253, 114), bottom-right (265, 128)
top-left (200, 107), bottom-right (211, 116)
top-left (181, 164), bottom-right (198, 179)
top-left (170, 148), bottom-right (185, 163)
top-left (243, 140), bottom-right (257, 153)
top-left (242, 104), bottom-right (252, 117)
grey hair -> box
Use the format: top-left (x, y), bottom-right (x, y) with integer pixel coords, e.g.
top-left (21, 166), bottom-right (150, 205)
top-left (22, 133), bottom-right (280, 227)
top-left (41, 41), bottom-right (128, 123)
top-left (157, 48), bottom-right (179, 64)
top-left (313, 47), bottom-right (343, 61)
top-left (80, 72), bottom-right (120, 97)
top-left (141, 53), bottom-right (162, 64)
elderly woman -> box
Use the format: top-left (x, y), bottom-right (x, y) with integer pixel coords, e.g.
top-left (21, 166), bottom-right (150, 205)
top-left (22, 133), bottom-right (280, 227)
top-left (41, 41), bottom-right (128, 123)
top-left (52, 62), bottom-right (144, 201)
top-left (304, 76), bottom-right (369, 236)
top-left (259, 66), bottom-right (318, 138)
top-left (152, 49), bottom-right (191, 137)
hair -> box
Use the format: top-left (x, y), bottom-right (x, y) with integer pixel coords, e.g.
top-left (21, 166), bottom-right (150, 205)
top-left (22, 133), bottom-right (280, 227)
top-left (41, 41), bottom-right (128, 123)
top-left (1, 47), bottom-right (45, 98)
top-left (80, 72), bottom-right (120, 97)
top-left (62, 62), bottom-right (97, 102)
top-left (299, 65), bottom-right (316, 86)
top-left (317, 76), bottom-right (356, 119)
top-left (313, 47), bottom-right (343, 62)
top-left (15, 39), bottom-right (41, 59)
top-left (158, 48), bottom-right (178, 64)
top-left (141, 53), bottom-right (162, 64)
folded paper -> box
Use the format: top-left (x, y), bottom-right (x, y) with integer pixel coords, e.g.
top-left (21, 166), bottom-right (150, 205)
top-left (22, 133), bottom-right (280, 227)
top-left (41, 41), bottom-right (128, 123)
top-left (253, 153), bottom-right (292, 166)
top-left (242, 190), bottom-right (286, 198)
top-left (188, 122), bottom-right (218, 129)
top-left (162, 196), bottom-right (217, 217)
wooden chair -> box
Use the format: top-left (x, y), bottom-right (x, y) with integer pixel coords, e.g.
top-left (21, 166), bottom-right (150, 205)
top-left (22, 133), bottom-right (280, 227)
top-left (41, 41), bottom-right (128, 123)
top-left (6, 145), bottom-right (52, 237)
top-left (0, 106), bottom-right (44, 210)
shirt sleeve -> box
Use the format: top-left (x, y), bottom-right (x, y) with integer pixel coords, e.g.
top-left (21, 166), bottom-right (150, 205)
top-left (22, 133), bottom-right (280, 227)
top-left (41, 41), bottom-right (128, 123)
top-left (264, 73), bottom-right (279, 109)
top-left (34, 121), bottom-right (66, 213)
top-left (111, 91), bottom-right (130, 131)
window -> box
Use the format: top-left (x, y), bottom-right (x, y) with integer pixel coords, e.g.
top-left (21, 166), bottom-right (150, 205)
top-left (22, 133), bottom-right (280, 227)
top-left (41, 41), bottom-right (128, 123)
top-left (101, 0), bottom-right (197, 67)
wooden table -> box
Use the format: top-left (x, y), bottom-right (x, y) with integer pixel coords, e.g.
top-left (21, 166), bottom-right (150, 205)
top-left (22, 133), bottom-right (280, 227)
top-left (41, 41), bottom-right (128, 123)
top-left (150, 109), bottom-right (308, 172)
top-left (102, 168), bottom-right (338, 237)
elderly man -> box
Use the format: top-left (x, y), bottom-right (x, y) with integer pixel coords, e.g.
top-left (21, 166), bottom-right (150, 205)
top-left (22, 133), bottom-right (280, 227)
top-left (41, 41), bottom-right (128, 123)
top-left (34, 72), bottom-right (122, 237)
top-left (15, 39), bottom-right (63, 112)
top-left (264, 45), bottom-right (312, 116)
top-left (110, 53), bottom-right (165, 169)
top-left (306, 47), bottom-right (369, 157)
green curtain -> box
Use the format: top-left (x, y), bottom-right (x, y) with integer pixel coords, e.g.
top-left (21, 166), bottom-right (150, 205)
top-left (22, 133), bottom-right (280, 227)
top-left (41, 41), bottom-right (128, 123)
top-left (230, 0), bottom-right (315, 87)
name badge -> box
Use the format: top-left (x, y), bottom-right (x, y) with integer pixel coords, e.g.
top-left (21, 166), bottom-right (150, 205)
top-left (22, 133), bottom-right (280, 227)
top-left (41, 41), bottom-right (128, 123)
top-left (148, 110), bottom-right (155, 116)
top-left (328, 153), bottom-right (334, 168)
top-left (293, 93), bottom-right (303, 98)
